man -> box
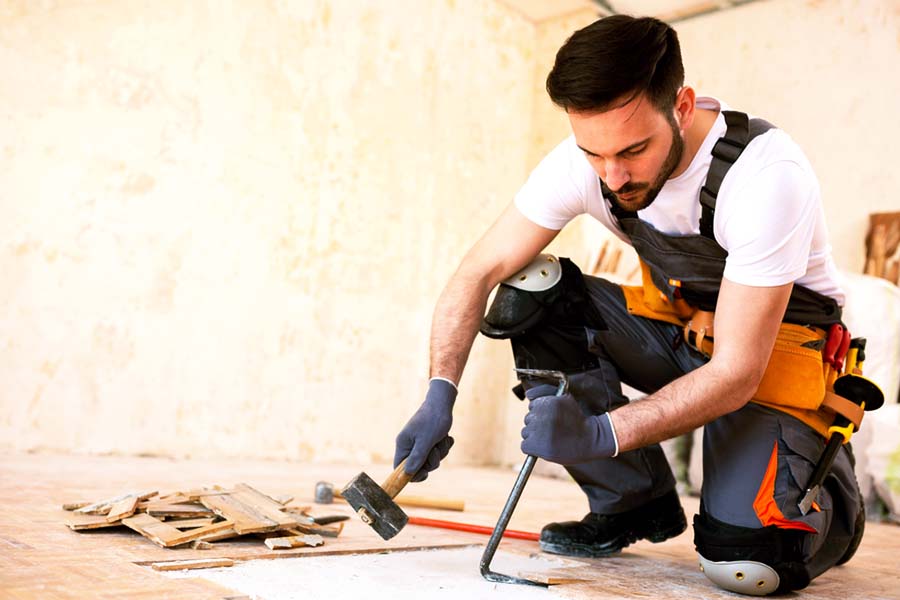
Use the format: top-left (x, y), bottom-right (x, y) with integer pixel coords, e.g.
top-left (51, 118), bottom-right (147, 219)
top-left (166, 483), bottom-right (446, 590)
top-left (392, 15), bottom-right (864, 596)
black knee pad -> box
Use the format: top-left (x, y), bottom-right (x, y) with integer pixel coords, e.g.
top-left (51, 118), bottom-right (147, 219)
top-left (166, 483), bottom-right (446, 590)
top-left (694, 508), bottom-right (810, 595)
top-left (480, 256), bottom-right (604, 374)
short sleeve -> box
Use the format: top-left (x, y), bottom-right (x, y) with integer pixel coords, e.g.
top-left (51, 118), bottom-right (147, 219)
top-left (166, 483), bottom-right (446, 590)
top-left (717, 160), bottom-right (819, 287)
top-left (514, 136), bottom-right (589, 230)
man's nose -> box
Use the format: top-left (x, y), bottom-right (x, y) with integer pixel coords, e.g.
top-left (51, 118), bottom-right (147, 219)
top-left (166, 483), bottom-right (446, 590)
top-left (604, 160), bottom-right (630, 190)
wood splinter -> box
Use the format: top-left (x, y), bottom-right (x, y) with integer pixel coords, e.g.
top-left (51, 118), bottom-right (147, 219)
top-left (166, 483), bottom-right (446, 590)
top-left (264, 534), bottom-right (325, 550)
top-left (150, 558), bottom-right (234, 571)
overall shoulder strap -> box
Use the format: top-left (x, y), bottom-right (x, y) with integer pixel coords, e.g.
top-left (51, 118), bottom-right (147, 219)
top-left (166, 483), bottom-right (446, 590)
top-left (699, 110), bottom-right (776, 238)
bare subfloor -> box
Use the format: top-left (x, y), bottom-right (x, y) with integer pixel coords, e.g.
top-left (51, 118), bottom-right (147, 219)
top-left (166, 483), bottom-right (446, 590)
top-left (1, 453), bottom-right (898, 599)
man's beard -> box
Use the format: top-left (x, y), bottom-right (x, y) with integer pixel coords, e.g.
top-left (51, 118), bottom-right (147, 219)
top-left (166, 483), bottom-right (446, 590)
top-left (609, 116), bottom-right (685, 212)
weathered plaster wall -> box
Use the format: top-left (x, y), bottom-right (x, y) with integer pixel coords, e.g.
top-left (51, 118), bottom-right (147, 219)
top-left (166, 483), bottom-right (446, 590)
top-left (497, 8), bottom-right (600, 467)
top-left (4, 0), bottom-right (895, 466)
top-left (677, 0), bottom-right (900, 273)
top-left (0, 0), bottom-right (537, 464)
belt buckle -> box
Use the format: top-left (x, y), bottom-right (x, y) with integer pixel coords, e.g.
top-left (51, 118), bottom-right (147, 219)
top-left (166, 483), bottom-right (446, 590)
top-left (683, 322), bottom-right (712, 359)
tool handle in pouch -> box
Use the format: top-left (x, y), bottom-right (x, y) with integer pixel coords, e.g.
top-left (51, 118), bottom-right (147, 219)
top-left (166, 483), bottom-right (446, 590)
top-left (827, 410), bottom-right (860, 445)
top-left (382, 458), bottom-right (415, 498)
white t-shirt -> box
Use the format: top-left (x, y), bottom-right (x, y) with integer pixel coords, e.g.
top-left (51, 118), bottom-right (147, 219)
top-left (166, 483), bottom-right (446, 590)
top-left (514, 97), bottom-right (844, 305)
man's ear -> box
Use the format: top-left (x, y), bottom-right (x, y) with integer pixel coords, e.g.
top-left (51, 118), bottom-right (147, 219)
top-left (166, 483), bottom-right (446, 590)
top-left (673, 86), bottom-right (696, 133)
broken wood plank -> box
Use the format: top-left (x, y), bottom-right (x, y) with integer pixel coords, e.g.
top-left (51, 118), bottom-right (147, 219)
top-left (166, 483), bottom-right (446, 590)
top-left (264, 534), bottom-right (324, 550)
top-left (273, 495), bottom-right (294, 505)
top-left (200, 485), bottom-right (296, 534)
top-left (74, 493), bottom-right (133, 515)
top-left (166, 517), bottom-right (216, 529)
top-left (124, 513), bottom-right (235, 548)
top-left (518, 569), bottom-right (591, 585)
top-left (106, 496), bottom-right (139, 523)
top-left (150, 558), bottom-right (234, 571)
top-left (66, 512), bottom-right (126, 531)
top-left (233, 483), bottom-right (301, 526)
top-left (281, 506), bottom-right (312, 516)
top-left (75, 491), bottom-right (157, 515)
top-left (122, 513), bottom-right (188, 547)
top-left (62, 502), bottom-right (89, 511)
top-left (138, 493), bottom-right (189, 509)
top-left (286, 521), bottom-right (344, 538)
top-left (180, 488), bottom-right (233, 501)
top-left (146, 503), bottom-right (214, 518)
top-left (191, 540), bottom-right (216, 550)
top-left (193, 527), bottom-right (238, 543)
top-left (165, 520), bottom-right (236, 547)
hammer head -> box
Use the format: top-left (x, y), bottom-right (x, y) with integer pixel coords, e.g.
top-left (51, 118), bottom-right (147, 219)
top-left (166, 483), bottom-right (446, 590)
top-left (341, 471), bottom-right (408, 540)
top-left (314, 481), bottom-right (334, 504)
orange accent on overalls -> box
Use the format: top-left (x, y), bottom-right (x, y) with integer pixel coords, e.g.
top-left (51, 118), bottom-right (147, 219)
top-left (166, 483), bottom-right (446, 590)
top-left (752, 441), bottom-right (818, 532)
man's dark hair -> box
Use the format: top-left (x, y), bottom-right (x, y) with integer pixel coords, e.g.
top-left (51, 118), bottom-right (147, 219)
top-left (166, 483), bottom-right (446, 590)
top-left (546, 15), bottom-right (684, 114)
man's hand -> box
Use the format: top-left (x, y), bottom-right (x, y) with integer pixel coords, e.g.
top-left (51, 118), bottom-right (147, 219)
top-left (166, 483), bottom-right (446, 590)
top-left (393, 379), bottom-right (457, 482)
top-left (520, 386), bottom-right (617, 465)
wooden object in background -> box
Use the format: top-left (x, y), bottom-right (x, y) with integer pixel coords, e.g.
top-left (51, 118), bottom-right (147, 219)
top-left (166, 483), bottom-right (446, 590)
top-left (865, 212), bottom-right (900, 285)
top-left (394, 495), bottom-right (465, 512)
top-left (588, 237), bottom-right (641, 283)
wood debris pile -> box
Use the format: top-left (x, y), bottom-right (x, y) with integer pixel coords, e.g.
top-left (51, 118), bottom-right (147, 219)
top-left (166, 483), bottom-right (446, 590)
top-left (64, 483), bottom-right (344, 550)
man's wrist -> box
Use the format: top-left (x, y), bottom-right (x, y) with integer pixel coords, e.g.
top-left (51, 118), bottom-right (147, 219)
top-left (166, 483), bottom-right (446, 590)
top-left (429, 376), bottom-right (458, 392)
top-left (426, 378), bottom-right (458, 410)
top-left (603, 412), bottom-right (619, 458)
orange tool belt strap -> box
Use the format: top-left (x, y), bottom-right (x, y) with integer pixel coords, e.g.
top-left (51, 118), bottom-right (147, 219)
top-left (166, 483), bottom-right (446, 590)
top-left (621, 266), bottom-right (861, 438)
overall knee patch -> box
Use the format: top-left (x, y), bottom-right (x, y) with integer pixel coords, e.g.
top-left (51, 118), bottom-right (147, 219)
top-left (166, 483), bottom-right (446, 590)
top-left (480, 255), bottom-right (604, 375)
top-left (694, 508), bottom-right (810, 595)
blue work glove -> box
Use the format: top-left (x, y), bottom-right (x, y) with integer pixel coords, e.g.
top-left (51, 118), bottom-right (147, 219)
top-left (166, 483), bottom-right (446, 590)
top-left (521, 386), bottom-right (618, 465)
top-left (393, 378), bottom-right (457, 482)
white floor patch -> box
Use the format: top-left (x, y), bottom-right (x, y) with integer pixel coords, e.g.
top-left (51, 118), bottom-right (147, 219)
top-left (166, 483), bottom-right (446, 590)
top-left (161, 546), bottom-right (576, 600)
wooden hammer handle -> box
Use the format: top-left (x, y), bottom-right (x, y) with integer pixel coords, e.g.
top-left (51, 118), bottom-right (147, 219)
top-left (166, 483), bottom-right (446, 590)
top-left (394, 495), bottom-right (465, 512)
top-left (382, 459), bottom-right (415, 498)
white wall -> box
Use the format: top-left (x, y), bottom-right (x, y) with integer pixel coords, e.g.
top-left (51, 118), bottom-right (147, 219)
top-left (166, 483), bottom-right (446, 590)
top-left (677, 0), bottom-right (900, 273)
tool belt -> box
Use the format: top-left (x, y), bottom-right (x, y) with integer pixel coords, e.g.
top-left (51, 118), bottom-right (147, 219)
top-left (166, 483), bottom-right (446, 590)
top-left (621, 265), bottom-right (873, 439)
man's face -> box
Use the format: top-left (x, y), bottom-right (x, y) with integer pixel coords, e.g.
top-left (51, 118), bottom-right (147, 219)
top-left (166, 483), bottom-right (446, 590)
top-left (568, 93), bottom-right (684, 212)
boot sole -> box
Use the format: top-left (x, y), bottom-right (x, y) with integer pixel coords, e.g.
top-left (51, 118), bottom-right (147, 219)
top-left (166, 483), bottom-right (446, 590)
top-left (539, 512), bottom-right (688, 558)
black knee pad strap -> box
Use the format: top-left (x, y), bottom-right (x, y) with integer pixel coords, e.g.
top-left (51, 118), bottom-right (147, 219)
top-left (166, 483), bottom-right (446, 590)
top-left (482, 258), bottom-right (606, 374)
top-left (694, 509), bottom-right (810, 593)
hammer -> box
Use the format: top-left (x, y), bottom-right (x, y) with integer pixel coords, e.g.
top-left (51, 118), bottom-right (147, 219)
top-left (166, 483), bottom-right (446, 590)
top-left (341, 459), bottom-right (415, 540)
top-left (315, 481), bottom-right (465, 511)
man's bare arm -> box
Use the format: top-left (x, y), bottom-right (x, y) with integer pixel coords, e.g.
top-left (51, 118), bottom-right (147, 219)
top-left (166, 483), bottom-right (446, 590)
top-left (429, 203), bottom-right (559, 384)
top-left (610, 277), bottom-right (793, 451)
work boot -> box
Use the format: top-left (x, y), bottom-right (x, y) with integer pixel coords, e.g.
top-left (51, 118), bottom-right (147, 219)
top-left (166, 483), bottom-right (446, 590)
top-left (539, 489), bottom-right (687, 557)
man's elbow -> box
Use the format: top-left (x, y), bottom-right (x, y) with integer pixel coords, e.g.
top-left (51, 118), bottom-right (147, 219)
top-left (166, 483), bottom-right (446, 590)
top-left (710, 358), bottom-right (767, 413)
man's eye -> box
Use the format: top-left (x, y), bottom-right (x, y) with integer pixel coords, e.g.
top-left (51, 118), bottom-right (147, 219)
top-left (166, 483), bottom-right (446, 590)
top-left (622, 146), bottom-right (646, 158)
